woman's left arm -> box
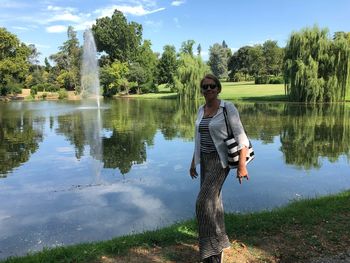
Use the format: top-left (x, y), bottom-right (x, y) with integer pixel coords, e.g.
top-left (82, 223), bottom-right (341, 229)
top-left (226, 102), bottom-right (249, 150)
top-left (226, 102), bottom-right (250, 184)
top-left (237, 146), bottom-right (249, 184)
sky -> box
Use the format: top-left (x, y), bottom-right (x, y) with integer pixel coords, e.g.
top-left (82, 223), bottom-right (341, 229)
top-left (1, 0), bottom-right (350, 64)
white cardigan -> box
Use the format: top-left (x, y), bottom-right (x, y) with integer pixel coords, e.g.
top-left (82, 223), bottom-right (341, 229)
top-left (194, 100), bottom-right (249, 168)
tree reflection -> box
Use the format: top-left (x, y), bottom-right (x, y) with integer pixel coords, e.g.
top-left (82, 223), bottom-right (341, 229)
top-left (4, 100), bottom-right (345, 177)
top-left (280, 104), bottom-right (350, 169)
top-left (235, 102), bottom-right (350, 169)
top-left (0, 109), bottom-right (43, 177)
top-left (56, 113), bottom-right (86, 159)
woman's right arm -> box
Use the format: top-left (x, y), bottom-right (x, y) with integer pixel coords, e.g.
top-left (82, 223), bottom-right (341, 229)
top-left (189, 154), bottom-right (198, 179)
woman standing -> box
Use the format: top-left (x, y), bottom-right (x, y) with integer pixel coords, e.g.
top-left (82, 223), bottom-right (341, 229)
top-left (190, 74), bottom-right (250, 263)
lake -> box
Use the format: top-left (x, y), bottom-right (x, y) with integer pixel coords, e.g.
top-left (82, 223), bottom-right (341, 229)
top-left (0, 99), bottom-right (349, 259)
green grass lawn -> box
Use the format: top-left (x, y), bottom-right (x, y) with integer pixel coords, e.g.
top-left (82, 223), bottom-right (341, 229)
top-left (220, 81), bottom-right (287, 101)
top-left (118, 81), bottom-right (287, 101)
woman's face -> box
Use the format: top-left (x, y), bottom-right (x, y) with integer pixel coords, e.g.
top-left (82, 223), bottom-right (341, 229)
top-left (201, 78), bottom-right (219, 101)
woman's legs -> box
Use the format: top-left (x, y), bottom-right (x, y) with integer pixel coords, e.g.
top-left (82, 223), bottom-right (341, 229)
top-left (202, 251), bottom-right (223, 263)
top-left (196, 152), bottom-right (230, 261)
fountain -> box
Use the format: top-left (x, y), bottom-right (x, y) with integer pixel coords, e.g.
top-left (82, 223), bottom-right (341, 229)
top-left (81, 29), bottom-right (101, 108)
top-left (81, 29), bottom-right (103, 177)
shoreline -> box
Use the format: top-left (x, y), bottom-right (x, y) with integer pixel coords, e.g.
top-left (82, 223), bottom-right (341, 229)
top-left (2, 190), bottom-right (349, 263)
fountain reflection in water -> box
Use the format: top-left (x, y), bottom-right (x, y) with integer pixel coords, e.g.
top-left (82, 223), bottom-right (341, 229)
top-left (81, 29), bottom-right (103, 178)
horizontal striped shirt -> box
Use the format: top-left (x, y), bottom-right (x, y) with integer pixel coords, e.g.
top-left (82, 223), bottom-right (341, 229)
top-left (199, 117), bottom-right (216, 153)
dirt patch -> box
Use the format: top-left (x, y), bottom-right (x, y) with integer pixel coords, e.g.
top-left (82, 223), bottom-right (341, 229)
top-left (95, 240), bottom-right (278, 263)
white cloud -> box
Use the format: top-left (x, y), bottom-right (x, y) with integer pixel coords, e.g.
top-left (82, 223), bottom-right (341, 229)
top-left (95, 5), bottom-right (165, 17)
top-left (0, 0), bottom-right (29, 8)
top-left (48, 13), bottom-right (81, 23)
top-left (171, 0), bottom-right (185, 6)
top-left (12, 26), bottom-right (29, 31)
top-left (173, 17), bottom-right (180, 28)
top-left (46, 25), bottom-right (67, 33)
top-left (74, 20), bottom-right (96, 31)
top-left (47, 5), bottom-right (76, 13)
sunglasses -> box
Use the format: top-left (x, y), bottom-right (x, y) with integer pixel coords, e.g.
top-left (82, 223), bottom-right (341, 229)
top-left (201, 84), bottom-right (217, 90)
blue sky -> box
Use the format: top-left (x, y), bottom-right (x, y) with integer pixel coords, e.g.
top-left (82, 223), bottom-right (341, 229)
top-left (1, 0), bottom-right (350, 64)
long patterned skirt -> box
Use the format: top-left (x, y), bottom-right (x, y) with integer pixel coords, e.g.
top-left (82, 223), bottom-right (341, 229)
top-left (196, 151), bottom-right (231, 260)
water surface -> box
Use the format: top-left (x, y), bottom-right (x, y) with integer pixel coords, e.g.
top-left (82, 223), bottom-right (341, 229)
top-left (0, 100), bottom-right (349, 259)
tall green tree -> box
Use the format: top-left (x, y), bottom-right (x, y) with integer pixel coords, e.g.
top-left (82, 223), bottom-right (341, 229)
top-left (228, 46), bottom-right (252, 80)
top-left (157, 45), bottom-right (178, 85)
top-left (248, 45), bottom-right (265, 76)
top-left (100, 61), bottom-right (129, 96)
top-left (49, 26), bottom-right (81, 91)
top-left (0, 27), bottom-right (30, 95)
top-left (174, 53), bottom-right (209, 100)
top-left (180, 40), bottom-right (196, 56)
top-left (208, 43), bottom-right (230, 78)
top-left (262, 40), bottom-right (283, 76)
top-left (92, 10), bottom-right (142, 62)
top-left (131, 40), bottom-right (158, 92)
top-left (284, 26), bottom-right (350, 102)
top-left (197, 43), bottom-right (202, 56)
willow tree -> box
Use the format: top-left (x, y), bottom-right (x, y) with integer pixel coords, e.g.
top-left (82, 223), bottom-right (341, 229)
top-left (284, 26), bottom-right (350, 102)
top-left (174, 53), bottom-right (209, 101)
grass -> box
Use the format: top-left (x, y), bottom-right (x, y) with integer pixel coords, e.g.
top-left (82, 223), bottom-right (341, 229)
top-left (117, 81), bottom-right (288, 101)
top-left (220, 81), bottom-right (287, 101)
top-left (2, 190), bottom-right (350, 263)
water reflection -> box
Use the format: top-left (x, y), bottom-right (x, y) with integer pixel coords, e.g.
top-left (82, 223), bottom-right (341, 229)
top-left (237, 103), bottom-right (350, 169)
top-left (0, 105), bottom-right (44, 177)
top-left (0, 101), bottom-right (350, 177)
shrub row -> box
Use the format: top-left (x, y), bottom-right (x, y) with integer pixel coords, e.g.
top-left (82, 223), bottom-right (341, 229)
top-left (255, 75), bottom-right (284, 84)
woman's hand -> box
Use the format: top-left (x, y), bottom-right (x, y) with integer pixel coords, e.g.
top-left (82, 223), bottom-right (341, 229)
top-left (237, 146), bottom-right (249, 184)
top-left (237, 165), bottom-right (249, 184)
top-left (189, 166), bottom-right (198, 179)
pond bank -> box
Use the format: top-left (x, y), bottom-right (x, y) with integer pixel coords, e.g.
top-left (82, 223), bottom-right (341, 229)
top-left (2, 190), bottom-right (349, 263)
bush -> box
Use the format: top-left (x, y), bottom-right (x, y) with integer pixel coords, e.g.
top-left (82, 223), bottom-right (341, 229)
top-left (255, 75), bottom-right (270, 84)
top-left (30, 85), bottom-right (38, 96)
top-left (269, 76), bottom-right (284, 84)
top-left (231, 72), bottom-right (246, 82)
top-left (58, 89), bottom-right (68, 99)
top-left (255, 75), bottom-right (284, 84)
top-left (8, 82), bottom-right (22, 94)
top-left (46, 84), bottom-right (60, 92)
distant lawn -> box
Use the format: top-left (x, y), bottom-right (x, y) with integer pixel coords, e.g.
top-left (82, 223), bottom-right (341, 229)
top-left (116, 81), bottom-right (350, 102)
top-left (117, 81), bottom-right (287, 101)
top-left (220, 81), bottom-right (287, 101)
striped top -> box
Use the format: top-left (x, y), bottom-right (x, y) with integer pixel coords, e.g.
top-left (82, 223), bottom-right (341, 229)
top-left (199, 117), bottom-right (216, 153)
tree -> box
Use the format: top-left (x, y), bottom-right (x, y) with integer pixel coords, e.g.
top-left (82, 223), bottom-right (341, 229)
top-left (0, 27), bottom-right (30, 95)
top-left (197, 44), bottom-right (202, 56)
top-left (100, 61), bottom-right (129, 96)
top-left (228, 46), bottom-right (252, 80)
top-left (44, 57), bottom-right (51, 72)
top-left (92, 9), bottom-right (142, 62)
top-left (284, 26), bottom-right (350, 102)
top-left (157, 45), bottom-right (178, 85)
top-left (180, 40), bottom-right (196, 56)
top-left (132, 40), bottom-right (158, 93)
top-left (208, 43), bottom-right (230, 78)
top-left (49, 26), bottom-right (81, 91)
top-left (28, 44), bottom-right (41, 70)
top-left (174, 53), bottom-right (209, 100)
top-left (262, 40), bottom-right (283, 76)
top-left (248, 45), bottom-right (265, 76)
